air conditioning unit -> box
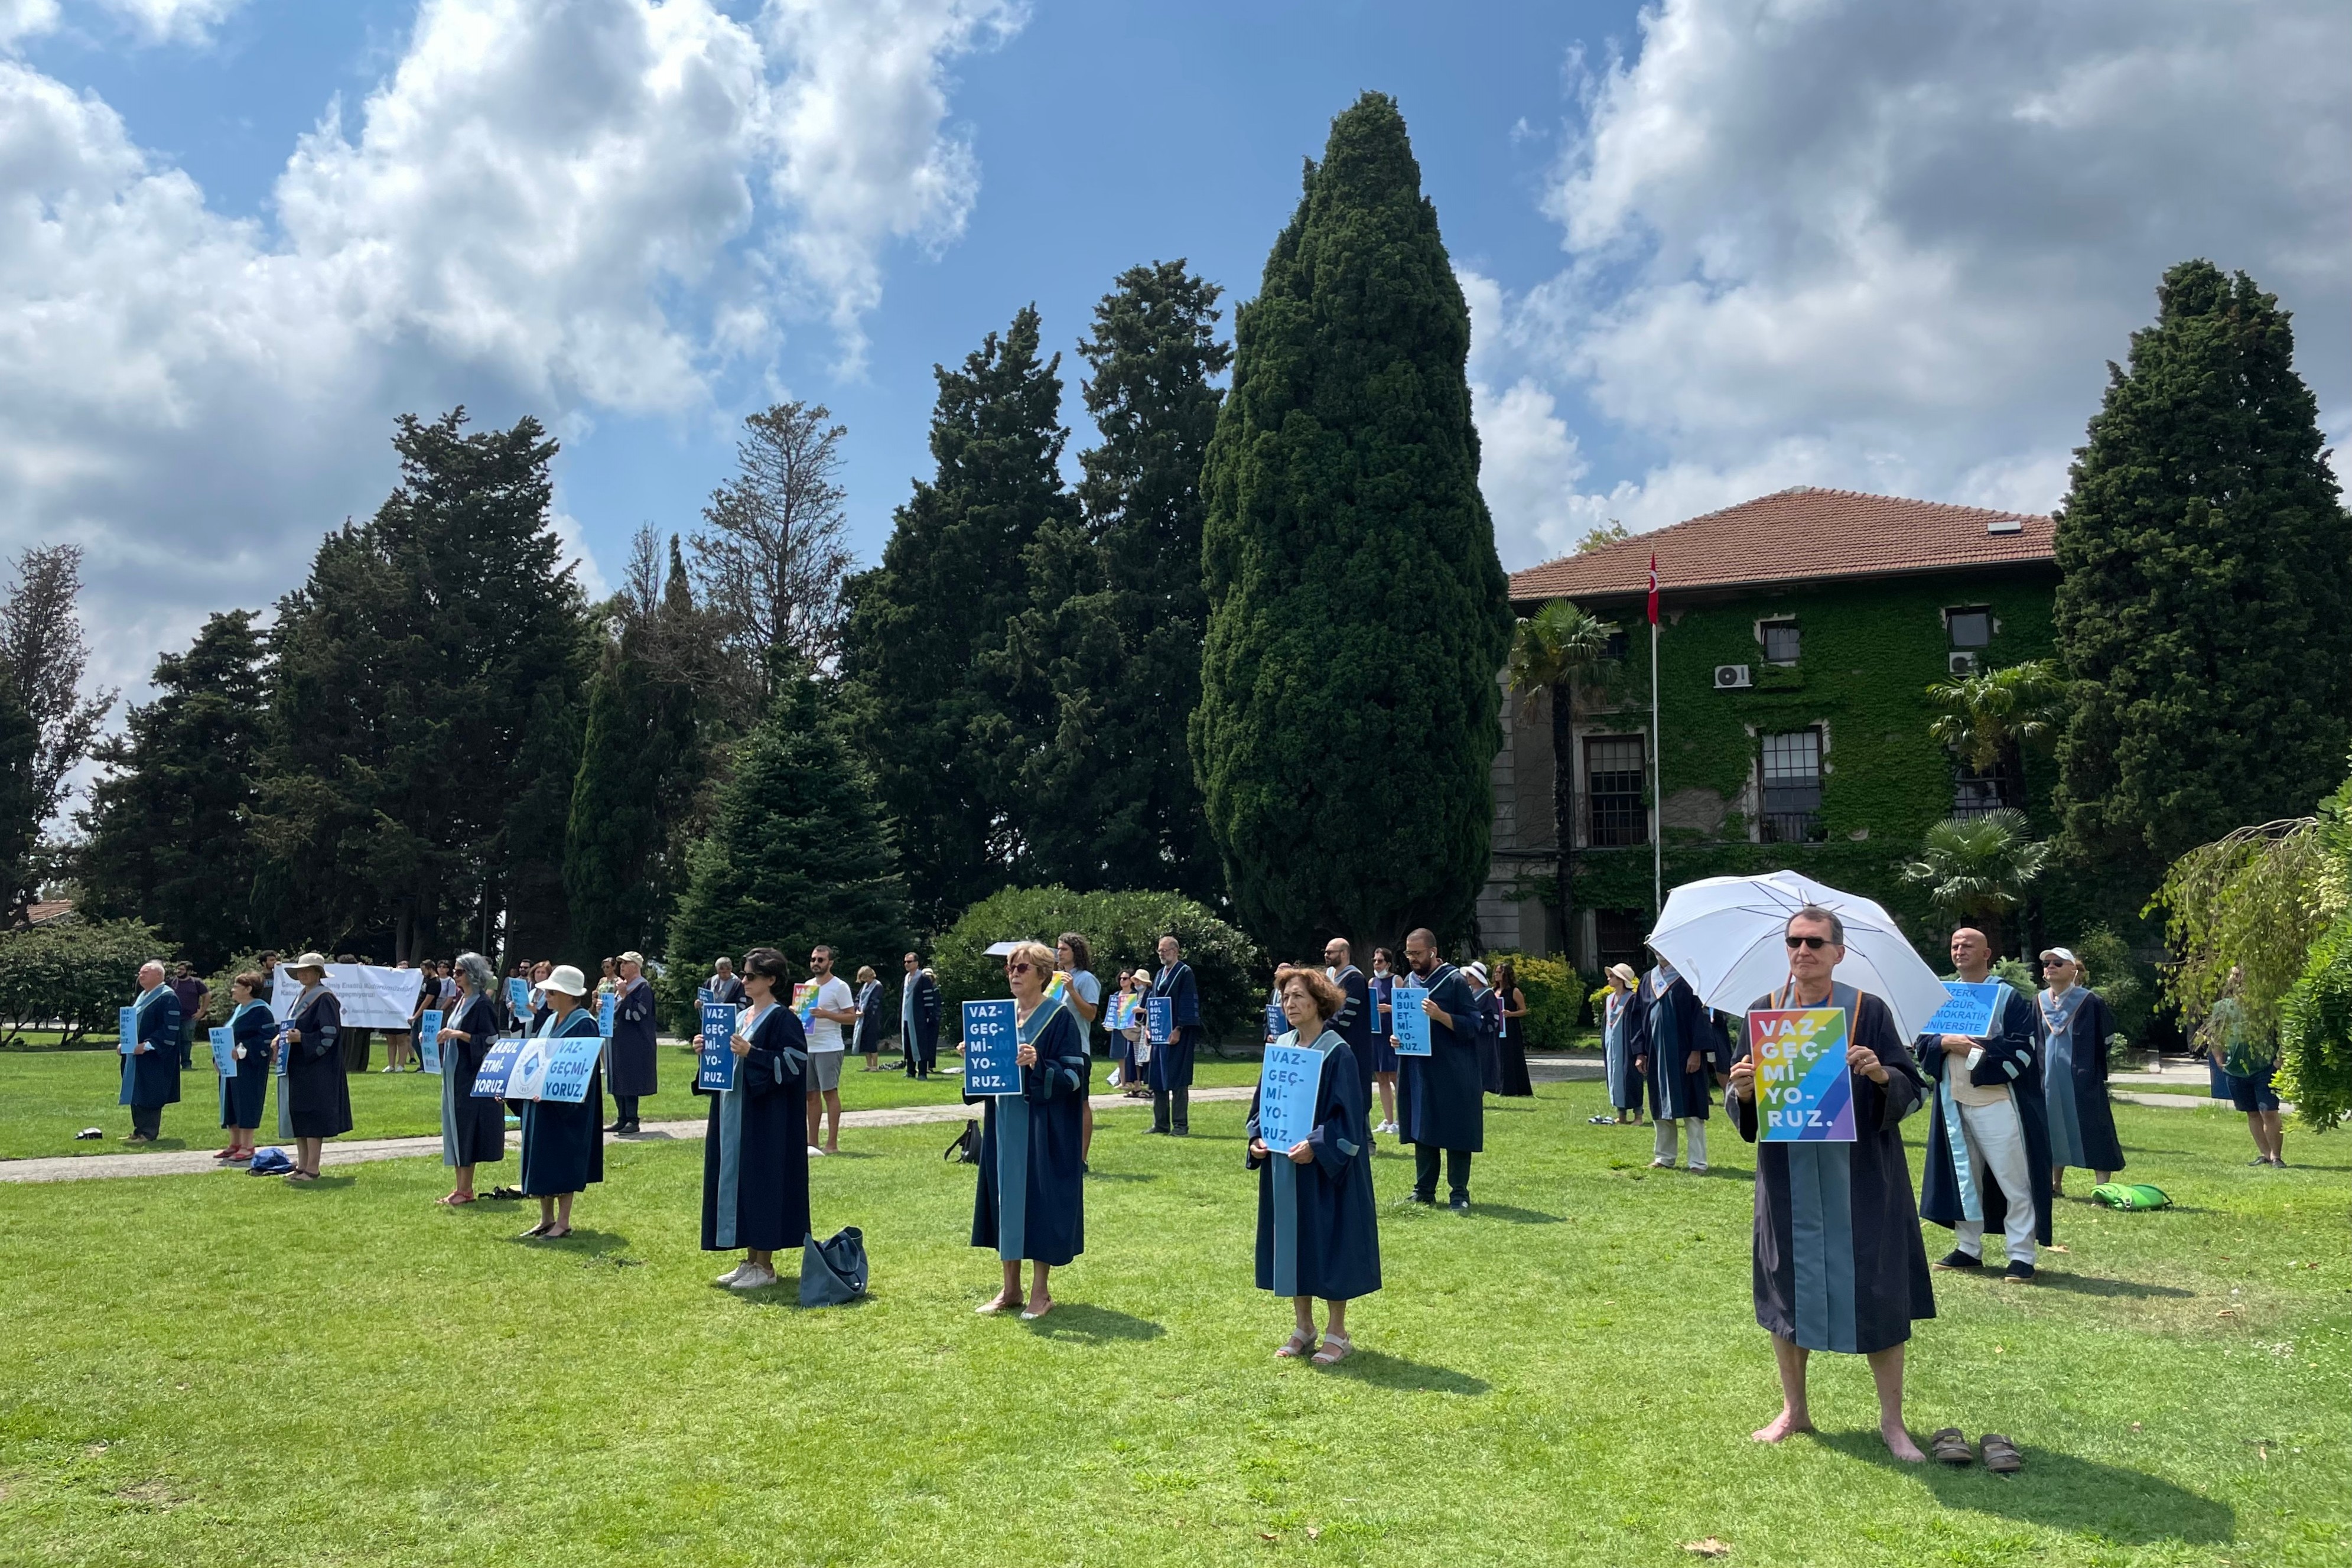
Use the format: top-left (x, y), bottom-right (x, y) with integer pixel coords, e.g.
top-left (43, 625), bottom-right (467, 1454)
top-left (1948, 650), bottom-right (1980, 675)
top-left (1713, 663), bottom-right (1752, 690)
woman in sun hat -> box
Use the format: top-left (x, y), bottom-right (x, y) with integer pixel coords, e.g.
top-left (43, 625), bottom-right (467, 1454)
top-left (517, 964), bottom-right (606, 1240)
top-left (276, 953), bottom-right (353, 1183)
top-left (2035, 945), bottom-right (2125, 1196)
top-left (1593, 964), bottom-right (1647, 1126)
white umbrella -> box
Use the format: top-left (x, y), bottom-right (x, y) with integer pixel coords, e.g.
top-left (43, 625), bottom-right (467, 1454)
top-left (1644, 870), bottom-right (1950, 1039)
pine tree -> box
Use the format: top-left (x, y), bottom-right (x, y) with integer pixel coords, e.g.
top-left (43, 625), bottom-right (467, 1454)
top-left (1193, 93), bottom-right (1511, 954)
top-left (840, 306), bottom-right (1078, 926)
top-left (663, 667), bottom-right (909, 1013)
top-left (2054, 261), bottom-right (2352, 886)
top-left (77, 611), bottom-right (270, 968)
top-left (0, 667), bottom-right (36, 910)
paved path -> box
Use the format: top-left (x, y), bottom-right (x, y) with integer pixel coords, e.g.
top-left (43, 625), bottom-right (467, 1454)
top-left (0, 1086), bottom-right (1258, 1185)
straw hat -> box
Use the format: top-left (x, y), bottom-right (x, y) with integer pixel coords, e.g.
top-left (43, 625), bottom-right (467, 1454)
top-left (1606, 962), bottom-right (1639, 988)
top-left (541, 964), bottom-right (590, 998)
top-left (286, 952), bottom-right (328, 978)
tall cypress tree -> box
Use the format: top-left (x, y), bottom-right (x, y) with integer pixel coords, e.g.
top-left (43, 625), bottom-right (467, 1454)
top-left (840, 306), bottom-right (1078, 927)
top-left (77, 611), bottom-right (270, 968)
top-left (2055, 261), bottom-right (2352, 886)
top-left (990, 262), bottom-right (1229, 900)
top-left (0, 666), bottom-right (42, 917)
top-left (1193, 93), bottom-right (1510, 954)
top-left (662, 666), bottom-right (908, 1014)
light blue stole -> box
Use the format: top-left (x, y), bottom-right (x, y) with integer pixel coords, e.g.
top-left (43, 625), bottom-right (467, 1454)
top-left (1267, 1027), bottom-right (1342, 1299)
top-left (2039, 985), bottom-right (2088, 1169)
top-left (1774, 979), bottom-right (1862, 1354)
top-left (993, 996), bottom-right (1066, 1261)
top-left (275, 984), bottom-right (323, 1139)
top-left (224, 1000), bottom-right (267, 1124)
top-left (119, 984), bottom-right (168, 1107)
top-left (1934, 981), bottom-right (2015, 1225)
top-left (713, 1002), bottom-right (801, 1248)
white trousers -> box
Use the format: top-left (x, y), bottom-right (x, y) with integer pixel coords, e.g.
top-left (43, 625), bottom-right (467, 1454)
top-left (1653, 1116), bottom-right (1707, 1169)
top-left (1953, 1095), bottom-right (2037, 1264)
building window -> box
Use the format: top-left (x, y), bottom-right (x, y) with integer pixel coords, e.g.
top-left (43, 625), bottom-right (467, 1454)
top-left (1759, 728), bottom-right (1825, 843)
top-left (1603, 629), bottom-right (1631, 662)
top-left (1953, 764), bottom-right (2008, 819)
top-left (1595, 909), bottom-right (1648, 974)
top-left (1947, 607), bottom-right (1992, 648)
top-left (1585, 734), bottom-right (1648, 847)
top-left (1760, 620), bottom-right (1801, 665)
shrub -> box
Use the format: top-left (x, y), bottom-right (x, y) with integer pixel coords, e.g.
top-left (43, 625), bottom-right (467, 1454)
top-left (934, 886), bottom-right (1261, 1048)
top-left (0, 919), bottom-right (173, 1047)
top-left (1486, 952), bottom-right (1590, 1051)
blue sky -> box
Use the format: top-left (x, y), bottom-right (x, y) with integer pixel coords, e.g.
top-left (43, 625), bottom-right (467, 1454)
top-left (4, 0), bottom-right (2346, 704)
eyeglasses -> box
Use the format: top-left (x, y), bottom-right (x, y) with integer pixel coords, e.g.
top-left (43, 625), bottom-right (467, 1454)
top-left (1784, 935), bottom-right (1832, 951)
top-left (1004, 962), bottom-right (1035, 975)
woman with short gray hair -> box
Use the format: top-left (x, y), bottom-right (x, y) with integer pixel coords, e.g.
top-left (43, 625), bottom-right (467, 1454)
top-left (433, 951), bottom-right (509, 1205)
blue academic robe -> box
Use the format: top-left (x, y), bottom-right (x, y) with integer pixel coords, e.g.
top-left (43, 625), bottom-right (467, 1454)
top-left (1919, 983), bottom-right (2054, 1247)
top-left (854, 980), bottom-right (885, 1053)
top-left (1367, 974), bottom-right (1399, 1073)
top-left (1629, 967), bottom-right (1730, 1120)
top-left (1250, 1032), bottom-right (1381, 1302)
top-left (439, 994), bottom-right (508, 1167)
top-left (1329, 965), bottom-right (1374, 1107)
top-left (1471, 984), bottom-right (1504, 1094)
top-left (1395, 963), bottom-right (1485, 1153)
top-left (219, 1001), bottom-right (275, 1128)
top-left (1147, 961), bottom-right (1202, 1091)
top-left (607, 975), bottom-right (659, 1098)
top-left (2039, 987), bottom-right (2125, 1173)
top-left (519, 1009), bottom-right (605, 1196)
top-left (1495, 986), bottom-right (1534, 1097)
top-left (701, 1004), bottom-right (811, 1252)
top-left (1602, 990), bottom-right (1642, 1111)
top-left (902, 970), bottom-right (941, 1073)
top-left (119, 986), bottom-right (183, 1110)
top-left (279, 987), bottom-right (353, 1138)
top-left (1732, 983), bottom-right (1935, 1354)
top-left (970, 1000), bottom-right (1088, 1266)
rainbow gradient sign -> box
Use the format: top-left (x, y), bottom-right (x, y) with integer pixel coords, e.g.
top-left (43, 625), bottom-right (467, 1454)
top-left (1748, 1007), bottom-right (1856, 1143)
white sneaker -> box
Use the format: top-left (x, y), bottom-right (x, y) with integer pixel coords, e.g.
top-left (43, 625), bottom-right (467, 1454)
top-left (714, 1262), bottom-right (747, 1286)
top-left (727, 1265), bottom-right (777, 1291)
top-left (807, 1145), bottom-right (825, 1157)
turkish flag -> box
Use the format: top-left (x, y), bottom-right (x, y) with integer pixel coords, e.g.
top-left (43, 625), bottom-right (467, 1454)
top-left (1647, 551), bottom-right (1660, 626)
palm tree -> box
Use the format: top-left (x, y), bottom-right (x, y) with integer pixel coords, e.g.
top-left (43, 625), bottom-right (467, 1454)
top-left (1506, 600), bottom-right (1619, 964)
top-left (1925, 658), bottom-right (2065, 795)
top-left (1901, 808), bottom-right (2052, 955)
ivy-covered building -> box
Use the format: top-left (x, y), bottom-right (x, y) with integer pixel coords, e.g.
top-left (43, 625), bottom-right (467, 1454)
top-left (1482, 488), bottom-right (2058, 972)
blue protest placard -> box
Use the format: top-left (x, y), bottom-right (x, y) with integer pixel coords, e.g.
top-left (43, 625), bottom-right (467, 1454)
top-left (506, 977), bottom-right (532, 1021)
top-left (698, 1002), bottom-right (741, 1092)
top-left (118, 1007), bottom-right (138, 1056)
top-left (538, 1032), bottom-right (604, 1104)
top-left (1749, 1007), bottom-right (1857, 1143)
top-left (209, 1026), bottom-right (238, 1076)
top-left (1391, 986), bottom-right (1432, 1056)
top-left (597, 993), bottom-right (616, 1038)
top-left (505, 1037), bottom-right (553, 1102)
top-left (1369, 981), bottom-right (1387, 1036)
top-left (272, 1026), bottom-right (289, 1076)
top-left (1256, 1042), bottom-right (1324, 1150)
top-left (417, 1009), bottom-right (443, 1075)
top-left (472, 1037), bottom-right (526, 1098)
top-left (1264, 1002), bottom-right (1286, 1042)
top-left (1922, 981), bottom-right (2002, 1039)
top-left (961, 1000), bottom-right (1020, 1095)
top-left (1145, 996), bottom-right (1174, 1046)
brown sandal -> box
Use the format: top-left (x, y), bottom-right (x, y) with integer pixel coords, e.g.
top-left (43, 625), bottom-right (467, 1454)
top-left (1928, 1427), bottom-right (1972, 1465)
top-left (1980, 1434), bottom-right (2022, 1473)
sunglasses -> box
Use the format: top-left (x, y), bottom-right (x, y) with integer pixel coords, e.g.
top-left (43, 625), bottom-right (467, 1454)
top-left (1784, 935), bottom-right (1833, 951)
top-left (1004, 961), bottom-right (1035, 975)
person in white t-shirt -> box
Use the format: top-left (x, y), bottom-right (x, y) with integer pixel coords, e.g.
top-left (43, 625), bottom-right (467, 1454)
top-left (803, 945), bottom-right (858, 1156)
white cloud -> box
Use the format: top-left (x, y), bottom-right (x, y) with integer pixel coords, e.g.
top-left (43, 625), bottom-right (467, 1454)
top-left (1481, 0), bottom-right (2351, 567)
top-left (93, 0), bottom-right (247, 45)
top-left (0, 0), bottom-right (1016, 715)
top-left (0, 0), bottom-right (58, 50)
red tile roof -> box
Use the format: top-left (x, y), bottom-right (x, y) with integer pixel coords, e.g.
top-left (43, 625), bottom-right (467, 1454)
top-left (1509, 487), bottom-right (2054, 604)
top-left (25, 900), bottom-right (74, 925)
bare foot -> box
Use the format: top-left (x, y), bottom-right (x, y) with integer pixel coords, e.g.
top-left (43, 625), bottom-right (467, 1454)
top-left (975, 1292), bottom-right (1023, 1315)
top-left (1882, 1421), bottom-right (1926, 1463)
top-left (1752, 1408), bottom-right (1814, 1443)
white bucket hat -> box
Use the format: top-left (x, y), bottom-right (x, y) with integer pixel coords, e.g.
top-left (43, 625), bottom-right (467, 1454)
top-left (541, 964), bottom-right (590, 998)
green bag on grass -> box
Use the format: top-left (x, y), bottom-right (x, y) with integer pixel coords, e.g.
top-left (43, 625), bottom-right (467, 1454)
top-left (2090, 1182), bottom-right (2171, 1211)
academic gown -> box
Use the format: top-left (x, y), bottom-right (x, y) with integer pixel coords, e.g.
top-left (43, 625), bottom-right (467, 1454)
top-left (1733, 983), bottom-right (1935, 1354)
top-left (1249, 1031), bottom-right (1381, 1301)
top-left (2040, 987), bottom-right (2126, 1174)
top-left (854, 980), bottom-right (885, 1054)
top-left (1147, 962), bottom-right (1202, 1092)
top-left (1602, 991), bottom-right (1642, 1112)
top-left (903, 970), bottom-right (941, 1074)
top-left (700, 1004), bottom-right (811, 1252)
top-left (220, 1001), bottom-right (275, 1128)
top-left (1629, 967), bottom-right (1729, 1120)
top-left (118, 987), bottom-right (183, 1110)
top-left (1919, 983), bottom-right (2054, 1248)
top-left (606, 976), bottom-right (659, 1099)
top-left (970, 1000), bottom-right (1088, 1266)
top-left (1496, 988), bottom-right (1534, 1097)
top-left (1367, 975), bottom-right (1399, 1073)
top-left (1471, 985), bottom-right (1505, 1094)
top-left (519, 1009), bottom-right (606, 1196)
top-left (279, 987), bottom-right (353, 1138)
top-left (1395, 964), bottom-right (1485, 1153)
top-left (439, 994), bottom-right (508, 1167)
top-left (1329, 966), bottom-right (1375, 1108)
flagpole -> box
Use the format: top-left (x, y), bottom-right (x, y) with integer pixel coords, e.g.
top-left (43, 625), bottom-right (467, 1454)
top-left (1648, 551), bottom-right (1663, 915)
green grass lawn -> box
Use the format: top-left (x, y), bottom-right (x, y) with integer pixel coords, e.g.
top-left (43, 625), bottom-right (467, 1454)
top-left (0, 1082), bottom-right (2343, 1566)
top-left (0, 1047), bottom-right (1269, 1160)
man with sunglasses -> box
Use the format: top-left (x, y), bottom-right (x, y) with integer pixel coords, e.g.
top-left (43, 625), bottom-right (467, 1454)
top-left (1728, 905), bottom-right (1934, 1463)
top-left (1917, 926), bottom-right (2051, 1284)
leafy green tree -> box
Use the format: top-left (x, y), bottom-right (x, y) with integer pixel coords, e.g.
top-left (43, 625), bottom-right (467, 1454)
top-left (661, 666), bottom-right (909, 1025)
top-left (987, 262), bottom-right (1230, 900)
top-left (840, 307), bottom-right (1078, 927)
top-left (255, 409), bottom-right (593, 962)
top-left (1506, 601), bottom-right (1619, 951)
top-left (76, 611), bottom-right (269, 968)
top-left (1927, 659), bottom-right (2065, 776)
top-left (1193, 93), bottom-right (1511, 955)
top-left (1900, 809), bottom-right (2052, 955)
top-left (0, 918), bottom-right (169, 1046)
top-left (2054, 261), bottom-right (2352, 892)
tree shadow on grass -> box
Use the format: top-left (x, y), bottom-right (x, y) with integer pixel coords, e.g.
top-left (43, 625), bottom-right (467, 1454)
top-left (1466, 1203), bottom-right (1564, 1225)
top-left (1817, 1432), bottom-right (2233, 1544)
top-left (2032, 1271), bottom-right (2195, 1300)
top-left (1023, 1304), bottom-right (1165, 1342)
top-left (1324, 1351), bottom-right (1489, 1396)
top-left (1085, 1170), bottom-right (1157, 1183)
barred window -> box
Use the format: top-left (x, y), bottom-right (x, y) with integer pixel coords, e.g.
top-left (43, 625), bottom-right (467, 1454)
top-left (1585, 735), bottom-right (1648, 847)
top-left (1759, 729), bottom-right (1825, 843)
top-left (1760, 620), bottom-right (1800, 665)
